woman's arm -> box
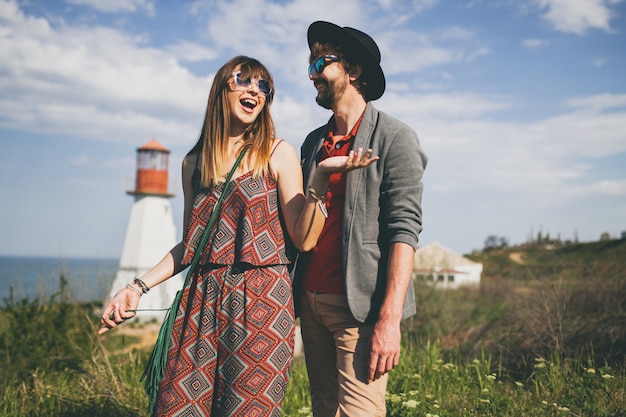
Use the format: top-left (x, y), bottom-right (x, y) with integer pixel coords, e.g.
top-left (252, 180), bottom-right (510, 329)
top-left (99, 154), bottom-right (197, 334)
top-left (272, 140), bottom-right (377, 252)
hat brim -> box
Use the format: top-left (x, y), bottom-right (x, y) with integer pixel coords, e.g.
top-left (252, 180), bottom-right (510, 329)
top-left (307, 21), bottom-right (385, 101)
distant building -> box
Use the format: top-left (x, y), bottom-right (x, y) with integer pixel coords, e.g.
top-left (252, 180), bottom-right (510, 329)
top-left (413, 241), bottom-right (482, 289)
top-left (104, 138), bottom-right (184, 322)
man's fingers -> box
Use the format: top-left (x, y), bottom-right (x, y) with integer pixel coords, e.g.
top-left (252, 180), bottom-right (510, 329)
top-left (378, 355), bottom-right (390, 374)
top-left (345, 148), bottom-right (377, 171)
top-left (369, 352), bottom-right (399, 381)
top-left (368, 352), bottom-right (379, 382)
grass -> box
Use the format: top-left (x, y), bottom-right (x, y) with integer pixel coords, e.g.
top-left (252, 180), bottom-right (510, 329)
top-left (1, 239), bottom-right (625, 416)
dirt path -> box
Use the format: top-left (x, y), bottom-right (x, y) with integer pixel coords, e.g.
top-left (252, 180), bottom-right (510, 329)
top-left (114, 322), bottom-right (160, 354)
top-left (509, 252), bottom-right (525, 264)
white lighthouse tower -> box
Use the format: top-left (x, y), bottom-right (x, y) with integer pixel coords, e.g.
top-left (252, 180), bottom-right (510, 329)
top-left (106, 138), bottom-right (184, 321)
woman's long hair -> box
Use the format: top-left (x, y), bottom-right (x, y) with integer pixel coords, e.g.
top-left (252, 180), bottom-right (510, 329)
top-left (188, 55), bottom-right (276, 187)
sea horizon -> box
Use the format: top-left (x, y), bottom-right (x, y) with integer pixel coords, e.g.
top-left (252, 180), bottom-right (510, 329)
top-left (0, 254), bottom-right (119, 304)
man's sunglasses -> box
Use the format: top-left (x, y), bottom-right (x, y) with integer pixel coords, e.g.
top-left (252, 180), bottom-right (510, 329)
top-left (231, 71), bottom-right (272, 97)
top-left (308, 55), bottom-right (339, 77)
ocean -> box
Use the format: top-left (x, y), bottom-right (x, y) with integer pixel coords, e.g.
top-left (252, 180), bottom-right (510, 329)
top-left (0, 255), bottom-right (119, 304)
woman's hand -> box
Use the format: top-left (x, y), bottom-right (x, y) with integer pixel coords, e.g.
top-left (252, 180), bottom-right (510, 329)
top-left (98, 286), bottom-right (140, 335)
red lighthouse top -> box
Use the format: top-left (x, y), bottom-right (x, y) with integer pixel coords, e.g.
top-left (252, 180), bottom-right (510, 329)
top-left (129, 138), bottom-right (174, 197)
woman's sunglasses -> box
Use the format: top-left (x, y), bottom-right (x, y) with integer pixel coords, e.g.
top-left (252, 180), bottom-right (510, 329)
top-left (308, 55), bottom-right (339, 77)
top-left (231, 71), bottom-right (272, 97)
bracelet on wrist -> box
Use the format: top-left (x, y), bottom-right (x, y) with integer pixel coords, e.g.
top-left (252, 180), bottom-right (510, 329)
top-left (125, 283), bottom-right (143, 297)
top-left (307, 185), bottom-right (328, 202)
top-left (307, 186), bottom-right (328, 218)
top-left (133, 277), bottom-right (150, 294)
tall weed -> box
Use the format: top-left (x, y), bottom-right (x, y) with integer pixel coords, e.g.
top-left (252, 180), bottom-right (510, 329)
top-left (1, 240), bottom-right (625, 416)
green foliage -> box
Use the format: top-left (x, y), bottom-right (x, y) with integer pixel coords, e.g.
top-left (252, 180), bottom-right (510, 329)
top-left (440, 239), bottom-right (626, 376)
top-left (282, 357), bottom-right (312, 417)
top-left (386, 344), bottom-right (626, 417)
top-left (282, 345), bottom-right (626, 417)
top-left (0, 275), bottom-right (148, 417)
top-left (0, 275), bottom-right (95, 380)
top-left (2, 240), bottom-right (625, 416)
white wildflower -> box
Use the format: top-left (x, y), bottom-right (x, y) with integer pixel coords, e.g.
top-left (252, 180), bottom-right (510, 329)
top-left (402, 399), bottom-right (418, 408)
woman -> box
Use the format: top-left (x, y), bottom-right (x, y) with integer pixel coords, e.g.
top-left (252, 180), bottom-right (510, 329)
top-left (99, 56), bottom-right (376, 417)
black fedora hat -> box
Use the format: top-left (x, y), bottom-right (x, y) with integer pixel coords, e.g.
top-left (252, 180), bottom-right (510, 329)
top-left (307, 21), bottom-right (386, 101)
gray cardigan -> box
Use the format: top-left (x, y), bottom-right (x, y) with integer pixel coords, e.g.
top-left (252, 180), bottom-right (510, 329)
top-left (294, 102), bottom-right (428, 323)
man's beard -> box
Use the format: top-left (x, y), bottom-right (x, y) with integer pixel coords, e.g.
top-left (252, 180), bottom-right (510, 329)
top-left (315, 77), bottom-right (347, 110)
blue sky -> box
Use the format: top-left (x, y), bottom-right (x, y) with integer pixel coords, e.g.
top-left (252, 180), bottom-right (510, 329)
top-left (1, 0), bottom-right (625, 259)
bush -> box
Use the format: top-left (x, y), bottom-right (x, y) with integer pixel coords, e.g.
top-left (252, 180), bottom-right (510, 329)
top-left (0, 275), bottom-right (148, 417)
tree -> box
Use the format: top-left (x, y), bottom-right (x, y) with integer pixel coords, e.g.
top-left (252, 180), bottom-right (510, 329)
top-left (484, 235), bottom-right (509, 251)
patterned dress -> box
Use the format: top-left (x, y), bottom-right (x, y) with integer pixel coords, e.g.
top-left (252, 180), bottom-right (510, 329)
top-left (153, 168), bottom-right (295, 417)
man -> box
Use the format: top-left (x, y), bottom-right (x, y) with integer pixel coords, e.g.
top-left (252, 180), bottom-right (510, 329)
top-left (294, 21), bottom-right (428, 417)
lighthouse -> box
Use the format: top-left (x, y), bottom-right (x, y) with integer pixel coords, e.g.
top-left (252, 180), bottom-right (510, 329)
top-left (105, 138), bottom-right (184, 321)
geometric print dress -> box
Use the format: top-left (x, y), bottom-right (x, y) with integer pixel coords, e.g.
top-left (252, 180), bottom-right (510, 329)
top-left (153, 167), bottom-right (295, 417)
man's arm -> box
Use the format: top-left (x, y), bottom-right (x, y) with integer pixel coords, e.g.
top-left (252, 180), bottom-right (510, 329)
top-left (368, 241), bottom-right (415, 382)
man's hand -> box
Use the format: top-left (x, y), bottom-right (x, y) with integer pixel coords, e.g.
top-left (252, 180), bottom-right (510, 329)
top-left (317, 147), bottom-right (378, 174)
top-left (368, 317), bottom-right (401, 382)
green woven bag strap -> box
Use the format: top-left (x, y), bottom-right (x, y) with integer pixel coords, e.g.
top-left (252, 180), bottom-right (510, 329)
top-left (184, 146), bottom-right (248, 277)
top-left (142, 147), bottom-right (248, 415)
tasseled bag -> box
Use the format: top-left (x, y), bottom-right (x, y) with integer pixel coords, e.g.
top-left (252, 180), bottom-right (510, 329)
top-left (141, 148), bottom-right (248, 415)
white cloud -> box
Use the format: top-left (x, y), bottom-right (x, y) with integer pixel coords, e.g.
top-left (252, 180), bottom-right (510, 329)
top-left (0, 0), bottom-right (624, 257)
top-left (165, 40), bottom-right (218, 63)
top-left (71, 155), bottom-right (92, 166)
top-left (1, 0), bottom-right (624, 217)
top-left (376, 88), bottom-right (626, 208)
top-left (412, 0), bottom-right (440, 13)
top-left (379, 91), bottom-right (514, 122)
top-left (0, 0), bottom-right (208, 145)
top-left (65, 0), bottom-right (156, 16)
top-left (378, 31), bottom-right (462, 74)
top-left (521, 38), bottom-right (549, 48)
top-left (591, 56), bottom-right (607, 66)
top-left (564, 93), bottom-right (626, 111)
top-left (535, 0), bottom-right (622, 34)
top-left (438, 26), bottom-right (476, 41)
top-left (199, 0), bottom-right (366, 86)
top-left (587, 179), bottom-right (626, 196)
top-left (374, 0), bottom-right (438, 22)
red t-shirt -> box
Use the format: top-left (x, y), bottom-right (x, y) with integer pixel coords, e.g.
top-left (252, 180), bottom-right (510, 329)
top-left (302, 115), bottom-right (363, 293)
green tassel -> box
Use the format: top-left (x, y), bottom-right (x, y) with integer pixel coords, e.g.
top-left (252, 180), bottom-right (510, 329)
top-left (141, 288), bottom-right (182, 416)
top-left (139, 148), bottom-right (248, 416)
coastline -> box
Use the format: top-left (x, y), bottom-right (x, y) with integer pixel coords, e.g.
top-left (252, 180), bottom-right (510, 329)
top-left (0, 255), bottom-right (119, 303)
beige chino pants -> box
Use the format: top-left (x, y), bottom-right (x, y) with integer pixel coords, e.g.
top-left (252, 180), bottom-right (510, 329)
top-left (300, 291), bottom-right (388, 417)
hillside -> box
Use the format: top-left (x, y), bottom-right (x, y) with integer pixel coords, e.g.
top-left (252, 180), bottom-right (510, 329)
top-left (0, 239), bottom-right (624, 416)
top-left (404, 238), bottom-right (626, 377)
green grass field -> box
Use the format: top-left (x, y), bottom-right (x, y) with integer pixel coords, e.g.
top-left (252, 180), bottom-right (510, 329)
top-left (1, 239), bottom-right (625, 416)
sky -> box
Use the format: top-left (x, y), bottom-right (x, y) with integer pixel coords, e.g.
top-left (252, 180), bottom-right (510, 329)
top-left (0, 0), bottom-right (625, 259)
